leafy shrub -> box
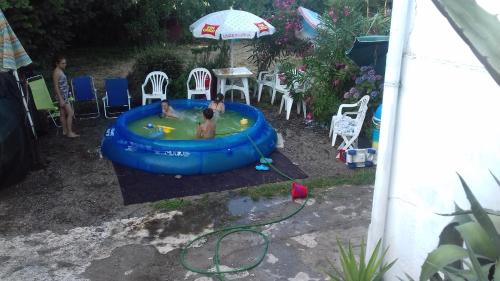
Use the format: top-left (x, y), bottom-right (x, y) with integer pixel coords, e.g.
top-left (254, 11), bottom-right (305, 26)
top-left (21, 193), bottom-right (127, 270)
top-left (192, 40), bottom-right (231, 70)
top-left (416, 172), bottom-right (500, 281)
top-left (342, 65), bottom-right (384, 136)
top-left (278, 59), bottom-right (322, 114)
top-left (344, 66), bottom-right (384, 107)
top-left (2, 0), bottom-right (97, 65)
top-left (325, 238), bottom-right (396, 281)
top-left (124, 0), bottom-right (173, 44)
top-left (178, 40), bottom-right (231, 99)
top-left (247, 0), bottom-right (313, 72)
top-left (302, 57), bottom-right (358, 123)
top-left (127, 46), bottom-right (185, 105)
top-left (2, 0), bottom-right (153, 65)
top-left (301, 0), bottom-right (390, 124)
top-left (246, 0), bottom-right (390, 125)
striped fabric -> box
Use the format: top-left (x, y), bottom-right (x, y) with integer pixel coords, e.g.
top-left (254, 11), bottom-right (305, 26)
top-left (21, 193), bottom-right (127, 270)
top-left (0, 9), bottom-right (32, 70)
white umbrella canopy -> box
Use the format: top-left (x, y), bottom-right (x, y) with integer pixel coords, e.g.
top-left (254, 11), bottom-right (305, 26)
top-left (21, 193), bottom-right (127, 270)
top-left (190, 9), bottom-right (275, 39)
top-left (190, 9), bottom-right (276, 66)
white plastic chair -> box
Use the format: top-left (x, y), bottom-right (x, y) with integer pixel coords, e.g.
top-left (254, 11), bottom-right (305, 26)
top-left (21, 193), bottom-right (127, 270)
top-left (329, 95), bottom-right (370, 149)
top-left (277, 70), bottom-right (309, 120)
top-left (142, 71), bottom-right (169, 105)
top-left (256, 65), bottom-right (280, 104)
top-left (187, 68), bottom-right (212, 100)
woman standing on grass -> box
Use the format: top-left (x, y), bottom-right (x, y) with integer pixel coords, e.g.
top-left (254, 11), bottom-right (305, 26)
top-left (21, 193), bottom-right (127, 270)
top-left (52, 55), bottom-right (79, 138)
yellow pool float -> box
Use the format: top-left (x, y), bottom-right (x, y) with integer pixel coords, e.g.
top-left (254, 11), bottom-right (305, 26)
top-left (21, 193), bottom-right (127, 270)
top-left (240, 118), bottom-right (248, 126)
top-left (157, 125), bottom-right (176, 134)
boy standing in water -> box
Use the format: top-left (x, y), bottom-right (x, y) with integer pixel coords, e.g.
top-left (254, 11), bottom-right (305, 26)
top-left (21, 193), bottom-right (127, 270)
top-left (160, 100), bottom-right (178, 118)
top-left (196, 108), bottom-right (216, 139)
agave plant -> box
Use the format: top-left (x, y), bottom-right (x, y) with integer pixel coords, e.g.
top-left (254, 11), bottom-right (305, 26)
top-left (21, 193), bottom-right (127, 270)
top-left (418, 172), bottom-right (500, 281)
top-left (325, 238), bottom-right (396, 281)
top-left (432, 0), bottom-right (500, 86)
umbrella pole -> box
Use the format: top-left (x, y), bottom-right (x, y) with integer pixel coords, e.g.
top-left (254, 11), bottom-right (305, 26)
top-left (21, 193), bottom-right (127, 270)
top-left (14, 71), bottom-right (37, 139)
top-left (230, 40), bottom-right (234, 68)
top-left (230, 40), bottom-right (235, 101)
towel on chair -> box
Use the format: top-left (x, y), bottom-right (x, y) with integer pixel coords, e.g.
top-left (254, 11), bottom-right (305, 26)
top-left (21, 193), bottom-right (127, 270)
top-left (333, 116), bottom-right (356, 136)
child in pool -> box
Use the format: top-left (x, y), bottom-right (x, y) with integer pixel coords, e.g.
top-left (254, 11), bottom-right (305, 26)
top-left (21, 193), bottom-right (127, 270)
top-left (160, 99), bottom-right (178, 118)
top-left (208, 93), bottom-right (225, 113)
top-left (196, 108), bottom-right (216, 139)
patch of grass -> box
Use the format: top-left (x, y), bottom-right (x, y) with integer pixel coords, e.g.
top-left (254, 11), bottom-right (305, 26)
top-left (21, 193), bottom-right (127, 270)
top-left (199, 194), bottom-right (210, 203)
top-left (239, 168), bottom-right (375, 200)
top-left (152, 198), bottom-right (191, 211)
top-left (151, 168), bottom-right (375, 209)
top-left (239, 182), bottom-right (291, 200)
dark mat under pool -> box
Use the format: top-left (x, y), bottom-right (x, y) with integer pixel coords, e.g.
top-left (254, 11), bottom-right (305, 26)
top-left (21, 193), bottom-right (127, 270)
top-left (113, 151), bottom-right (308, 205)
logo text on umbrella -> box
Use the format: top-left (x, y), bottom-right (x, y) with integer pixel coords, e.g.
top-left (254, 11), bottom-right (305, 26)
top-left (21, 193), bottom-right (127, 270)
top-left (255, 22), bottom-right (269, 33)
top-left (201, 24), bottom-right (219, 37)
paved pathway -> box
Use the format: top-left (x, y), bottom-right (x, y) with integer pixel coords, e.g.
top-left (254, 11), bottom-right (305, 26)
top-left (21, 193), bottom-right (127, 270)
top-left (0, 185), bottom-right (372, 281)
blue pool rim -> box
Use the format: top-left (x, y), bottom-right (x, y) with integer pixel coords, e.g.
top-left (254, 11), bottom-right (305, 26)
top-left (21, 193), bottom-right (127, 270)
top-left (101, 99), bottom-right (277, 175)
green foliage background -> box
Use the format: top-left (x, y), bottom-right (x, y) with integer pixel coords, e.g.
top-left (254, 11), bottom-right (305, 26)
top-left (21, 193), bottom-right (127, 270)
top-left (0, 0), bottom-right (350, 65)
top-left (2, 0), bottom-right (390, 126)
top-left (126, 46), bottom-right (185, 104)
top-left (253, 0), bottom-right (390, 123)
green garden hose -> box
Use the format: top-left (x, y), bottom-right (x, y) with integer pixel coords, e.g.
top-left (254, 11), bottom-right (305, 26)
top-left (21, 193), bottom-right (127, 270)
top-left (179, 135), bottom-right (309, 280)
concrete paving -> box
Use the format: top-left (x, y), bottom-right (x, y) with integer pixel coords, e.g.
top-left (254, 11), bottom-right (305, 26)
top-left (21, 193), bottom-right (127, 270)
top-left (0, 185), bottom-right (372, 281)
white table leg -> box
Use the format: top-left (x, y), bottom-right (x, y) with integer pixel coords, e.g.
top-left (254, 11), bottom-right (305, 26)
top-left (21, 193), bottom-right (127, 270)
top-left (229, 78), bottom-right (234, 101)
top-left (217, 78), bottom-right (221, 94)
top-left (302, 100), bottom-right (307, 119)
top-left (220, 78), bottom-right (226, 99)
top-left (242, 78), bottom-right (250, 105)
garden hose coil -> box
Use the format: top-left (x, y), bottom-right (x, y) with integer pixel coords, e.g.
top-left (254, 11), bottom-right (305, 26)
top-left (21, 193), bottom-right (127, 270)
top-left (180, 135), bottom-right (309, 280)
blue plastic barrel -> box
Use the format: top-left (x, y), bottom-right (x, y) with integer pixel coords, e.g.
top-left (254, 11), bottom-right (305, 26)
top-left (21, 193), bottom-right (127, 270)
top-left (372, 104), bottom-right (382, 149)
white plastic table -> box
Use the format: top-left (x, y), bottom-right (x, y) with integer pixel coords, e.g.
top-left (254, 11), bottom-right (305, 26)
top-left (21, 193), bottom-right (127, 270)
top-left (212, 67), bottom-right (253, 105)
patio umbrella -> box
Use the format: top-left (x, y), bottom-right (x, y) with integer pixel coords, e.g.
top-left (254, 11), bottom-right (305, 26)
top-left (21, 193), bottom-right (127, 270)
top-left (347, 35), bottom-right (389, 75)
top-left (190, 8), bottom-right (276, 67)
top-left (296, 6), bottom-right (321, 41)
top-left (0, 9), bottom-right (36, 137)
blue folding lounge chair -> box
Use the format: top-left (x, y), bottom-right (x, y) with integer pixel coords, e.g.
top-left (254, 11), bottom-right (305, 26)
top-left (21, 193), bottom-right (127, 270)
top-left (102, 78), bottom-right (131, 119)
top-left (71, 75), bottom-right (100, 119)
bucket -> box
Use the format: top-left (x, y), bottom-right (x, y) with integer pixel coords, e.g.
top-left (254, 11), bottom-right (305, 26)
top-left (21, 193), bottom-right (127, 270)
top-left (372, 104), bottom-right (382, 149)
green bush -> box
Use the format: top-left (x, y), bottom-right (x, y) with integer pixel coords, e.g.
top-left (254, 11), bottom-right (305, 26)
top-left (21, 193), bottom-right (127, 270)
top-left (124, 0), bottom-right (173, 44)
top-left (2, 0), bottom-right (137, 65)
top-left (176, 40), bottom-right (231, 99)
top-left (304, 0), bottom-right (390, 124)
top-left (417, 173), bottom-right (500, 281)
top-left (325, 238), bottom-right (396, 281)
top-left (126, 46), bottom-right (185, 105)
top-left (247, 1), bottom-right (312, 72)
top-left (248, 0), bottom-right (390, 125)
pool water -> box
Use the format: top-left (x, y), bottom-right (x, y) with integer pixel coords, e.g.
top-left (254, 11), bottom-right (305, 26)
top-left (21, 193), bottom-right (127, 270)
top-left (127, 109), bottom-right (255, 140)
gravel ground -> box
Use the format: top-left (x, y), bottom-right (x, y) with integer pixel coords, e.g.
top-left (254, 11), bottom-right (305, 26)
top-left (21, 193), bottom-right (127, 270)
top-left (0, 43), bottom-right (370, 236)
top-left (0, 44), bottom-right (374, 281)
top-left (0, 99), bottom-right (361, 236)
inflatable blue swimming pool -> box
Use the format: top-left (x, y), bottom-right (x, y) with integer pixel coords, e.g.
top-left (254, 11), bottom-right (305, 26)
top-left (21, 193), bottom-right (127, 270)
top-left (101, 99), bottom-right (277, 175)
